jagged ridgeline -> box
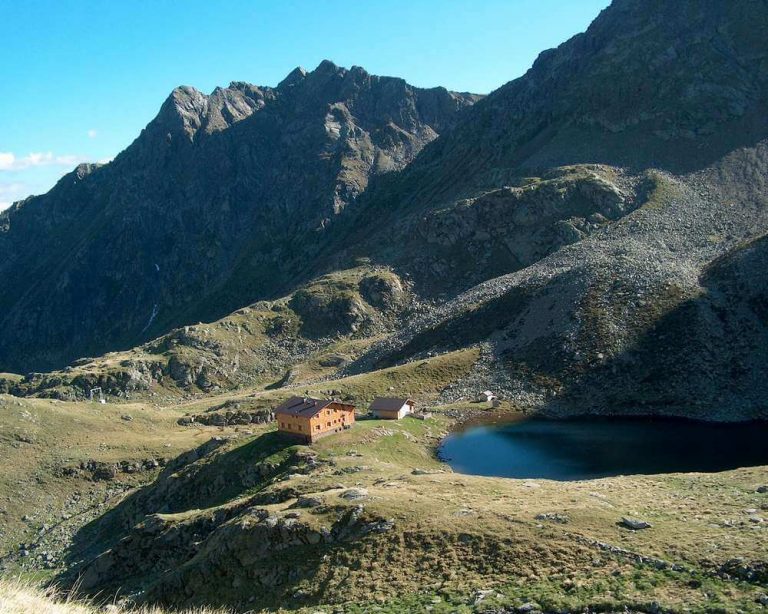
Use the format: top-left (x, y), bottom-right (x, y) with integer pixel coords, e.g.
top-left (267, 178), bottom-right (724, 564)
top-left (3, 1), bottom-right (768, 612)
top-left (0, 62), bottom-right (480, 373)
top-left (2, 0), bottom-right (768, 420)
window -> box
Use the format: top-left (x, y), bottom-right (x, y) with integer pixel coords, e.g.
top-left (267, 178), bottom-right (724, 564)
top-left (316, 425), bottom-right (321, 431)
top-left (298, 425), bottom-right (302, 431)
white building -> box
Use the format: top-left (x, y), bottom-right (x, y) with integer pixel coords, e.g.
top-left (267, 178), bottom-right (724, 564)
top-left (370, 397), bottom-right (415, 420)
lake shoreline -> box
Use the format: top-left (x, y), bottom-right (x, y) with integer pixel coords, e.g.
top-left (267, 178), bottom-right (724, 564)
top-left (438, 414), bottom-right (768, 481)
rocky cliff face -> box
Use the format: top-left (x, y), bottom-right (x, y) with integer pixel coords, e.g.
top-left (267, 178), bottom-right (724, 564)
top-left (0, 62), bottom-right (478, 373)
top-left (405, 0), bottom-right (768, 186)
top-left (331, 0), bottom-right (768, 419)
top-left (3, 0), bottom-right (768, 421)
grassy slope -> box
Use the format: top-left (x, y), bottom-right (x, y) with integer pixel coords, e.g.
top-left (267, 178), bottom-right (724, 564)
top-left (0, 395), bottom-right (215, 562)
top-left (1, 266), bottom-right (409, 403)
top-left (174, 347), bottom-right (480, 417)
top-left (70, 410), bottom-right (768, 613)
top-left (0, 349), bottom-right (479, 563)
top-left (2, 348), bottom-right (767, 612)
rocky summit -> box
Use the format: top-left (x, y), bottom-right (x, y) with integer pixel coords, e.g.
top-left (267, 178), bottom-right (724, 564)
top-left (2, 1), bottom-right (768, 613)
top-left (0, 61), bottom-right (479, 373)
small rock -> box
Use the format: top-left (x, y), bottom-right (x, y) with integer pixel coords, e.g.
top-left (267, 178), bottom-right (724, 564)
top-left (120, 414), bottom-right (133, 422)
top-left (293, 496), bottom-right (323, 509)
top-left (362, 519), bottom-right (395, 534)
top-left (620, 517), bottom-right (652, 530)
top-left (339, 488), bottom-right (368, 500)
top-left (473, 589), bottom-right (494, 605)
top-left (757, 485), bottom-right (768, 494)
top-left (517, 603), bottom-right (540, 613)
top-left (535, 512), bottom-right (570, 524)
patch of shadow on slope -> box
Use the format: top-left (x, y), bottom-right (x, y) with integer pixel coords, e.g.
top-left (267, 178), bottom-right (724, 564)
top-left (538, 234), bottom-right (768, 420)
top-left (378, 287), bottom-right (535, 369)
top-left (60, 432), bottom-right (299, 579)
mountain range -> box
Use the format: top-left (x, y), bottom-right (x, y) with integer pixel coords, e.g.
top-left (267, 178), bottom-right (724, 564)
top-left (3, 1), bottom-right (768, 612)
top-left (0, 64), bottom-right (479, 372)
top-left (2, 0), bottom-right (768, 422)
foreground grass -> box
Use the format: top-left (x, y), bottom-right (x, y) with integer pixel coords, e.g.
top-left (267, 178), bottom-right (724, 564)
top-left (0, 579), bottom-right (227, 614)
top-left (54, 411), bottom-right (766, 612)
top-left (3, 346), bottom-right (768, 612)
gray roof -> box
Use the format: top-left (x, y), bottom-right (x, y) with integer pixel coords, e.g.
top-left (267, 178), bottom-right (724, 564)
top-left (370, 397), bottom-right (414, 411)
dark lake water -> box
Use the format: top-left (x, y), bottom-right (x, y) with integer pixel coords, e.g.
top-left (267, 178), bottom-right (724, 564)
top-left (439, 416), bottom-right (768, 481)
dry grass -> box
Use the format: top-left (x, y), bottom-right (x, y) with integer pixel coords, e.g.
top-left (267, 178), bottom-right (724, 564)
top-left (3, 344), bottom-right (767, 612)
top-left (169, 347), bottom-right (479, 416)
top-left (0, 348), bottom-right (479, 564)
top-left (67, 408), bottom-right (766, 612)
top-left (0, 394), bottom-right (214, 557)
top-left (0, 578), bottom-right (227, 613)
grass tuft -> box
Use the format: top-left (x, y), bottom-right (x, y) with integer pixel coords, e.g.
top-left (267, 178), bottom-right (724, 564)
top-left (0, 578), bottom-right (228, 613)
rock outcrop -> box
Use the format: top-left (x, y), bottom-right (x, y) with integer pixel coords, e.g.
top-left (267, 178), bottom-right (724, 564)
top-left (3, 0), bottom-right (768, 421)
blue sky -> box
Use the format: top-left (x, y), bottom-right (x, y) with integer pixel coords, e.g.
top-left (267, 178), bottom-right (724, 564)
top-left (0, 0), bottom-right (610, 210)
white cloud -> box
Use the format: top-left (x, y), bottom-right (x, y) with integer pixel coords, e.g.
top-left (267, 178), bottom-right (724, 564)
top-left (0, 181), bottom-right (28, 210)
top-left (0, 181), bottom-right (25, 195)
top-left (0, 151), bottom-right (88, 171)
top-left (87, 129), bottom-right (97, 139)
top-left (0, 150), bottom-right (113, 210)
top-left (0, 153), bottom-right (15, 169)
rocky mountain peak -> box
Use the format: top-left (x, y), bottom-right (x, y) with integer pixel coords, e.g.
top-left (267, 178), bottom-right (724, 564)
top-left (277, 66), bottom-right (308, 89)
top-left (155, 85), bottom-right (209, 139)
top-left (314, 58), bottom-right (342, 74)
top-left (385, 0), bottom-right (768, 211)
top-left (73, 162), bottom-right (102, 181)
top-left (0, 63), bottom-right (480, 373)
top-left (149, 82), bottom-right (272, 142)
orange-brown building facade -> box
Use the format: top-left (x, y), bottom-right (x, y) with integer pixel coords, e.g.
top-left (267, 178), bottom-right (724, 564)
top-left (274, 396), bottom-right (356, 443)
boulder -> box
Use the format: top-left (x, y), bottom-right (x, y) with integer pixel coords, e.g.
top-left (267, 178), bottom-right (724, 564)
top-left (292, 496), bottom-right (323, 509)
top-left (620, 517), bottom-right (652, 530)
top-left (339, 488), bottom-right (368, 500)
